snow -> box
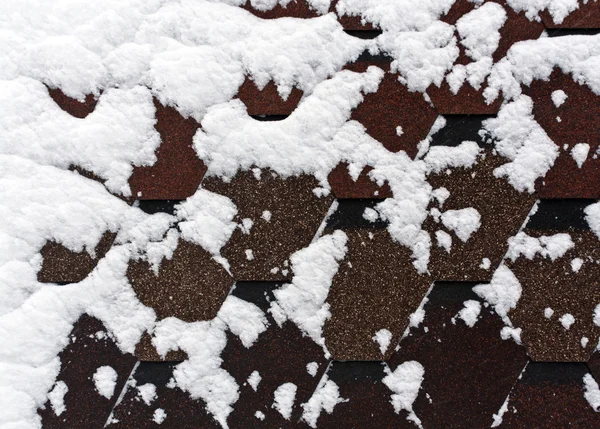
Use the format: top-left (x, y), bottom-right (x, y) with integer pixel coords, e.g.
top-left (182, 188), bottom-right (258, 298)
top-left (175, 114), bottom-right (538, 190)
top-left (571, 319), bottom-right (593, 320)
top-left (584, 374), bottom-right (600, 411)
top-left (363, 207), bottom-right (380, 223)
top-left (301, 376), bottom-right (346, 428)
top-left (491, 394), bottom-right (510, 428)
top-left (435, 230), bottom-right (453, 253)
top-left (571, 258), bottom-right (584, 273)
top-left (47, 381), bottom-right (68, 416)
top-left (545, 308), bottom-right (555, 319)
top-left (382, 361), bottom-right (425, 426)
top-left (582, 337), bottom-right (590, 348)
top-left (423, 141), bottom-right (482, 174)
top-left (137, 383), bottom-right (156, 405)
top-left (480, 258), bottom-right (491, 270)
top-left (506, 232), bottom-right (574, 262)
top-left (551, 89), bottom-right (568, 107)
top-left (571, 143), bottom-right (590, 168)
top-left (457, 300), bottom-right (482, 328)
top-left (440, 208), bottom-right (481, 243)
top-left (272, 382), bottom-right (297, 420)
top-left (372, 329), bottom-right (393, 355)
top-left (254, 410), bottom-right (265, 420)
top-left (474, 265), bottom-right (522, 322)
top-left (585, 203), bottom-right (600, 240)
top-left (261, 210), bottom-right (272, 222)
top-left (483, 96), bottom-right (559, 193)
top-left (507, 0), bottom-right (583, 24)
top-left (306, 362), bottom-right (319, 377)
top-left (247, 371), bottom-right (262, 392)
top-left (272, 232), bottom-right (348, 354)
top-left (153, 408), bottom-right (167, 425)
top-left (559, 313), bottom-right (575, 330)
top-left (93, 365), bottom-right (118, 399)
top-left (500, 326), bottom-right (522, 344)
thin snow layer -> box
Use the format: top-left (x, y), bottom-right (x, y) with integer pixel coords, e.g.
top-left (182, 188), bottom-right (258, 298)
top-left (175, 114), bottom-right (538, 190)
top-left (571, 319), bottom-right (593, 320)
top-left (506, 232), bottom-right (574, 262)
top-left (483, 96), bottom-right (559, 193)
top-left (441, 208), bottom-right (482, 242)
top-left (457, 300), bottom-right (482, 328)
top-left (272, 383), bottom-right (297, 420)
top-left (584, 374), bottom-right (600, 412)
top-left (474, 265), bottom-right (522, 322)
top-left (272, 232), bottom-right (348, 353)
top-left (571, 143), bottom-right (590, 168)
top-left (47, 381), bottom-right (68, 417)
top-left (382, 361), bottom-right (425, 427)
top-left (373, 329), bottom-right (393, 355)
top-left (93, 365), bottom-right (118, 399)
top-left (301, 376), bottom-right (347, 428)
top-left (585, 203), bottom-right (600, 240)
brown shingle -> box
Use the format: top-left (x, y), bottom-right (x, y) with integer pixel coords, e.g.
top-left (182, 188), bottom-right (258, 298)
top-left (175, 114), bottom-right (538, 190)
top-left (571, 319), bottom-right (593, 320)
top-left (388, 282), bottom-right (528, 429)
top-left (128, 99), bottom-right (206, 200)
top-left (541, 1), bottom-right (600, 29)
top-left (127, 238), bottom-right (233, 323)
top-left (38, 315), bottom-right (136, 428)
top-left (47, 87), bottom-right (98, 118)
top-left (37, 231), bottom-right (117, 284)
top-left (202, 170), bottom-right (334, 281)
top-left (237, 79), bottom-right (303, 116)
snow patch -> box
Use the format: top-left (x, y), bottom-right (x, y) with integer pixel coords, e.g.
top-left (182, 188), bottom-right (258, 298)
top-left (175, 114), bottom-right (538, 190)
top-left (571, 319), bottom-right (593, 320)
top-left (474, 265), bottom-right (522, 322)
top-left (584, 373), bottom-right (600, 411)
top-left (301, 376), bottom-right (346, 428)
top-left (372, 329), bottom-right (393, 355)
top-left (47, 381), bottom-right (68, 417)
top-left (457, 300), bottom-right (482, 328)
top-left (137, 383), bottom-right (157, 406)
top-left (93, 366), bottom-right (118, 400)
top-left (153, 408), bottom-right (167, 425)
top-left (506, 232), bottom-right (574, 261)
top-left (272, 383), bottom-right (297, 420)
top-left (383, 361), bottom-right (425, 427)
top-left (571, 143), bottom-right (590, 168)
top-left (441, 208), bottom-right (481, 242)
top-left (247, 371), bottom-right (262, 392)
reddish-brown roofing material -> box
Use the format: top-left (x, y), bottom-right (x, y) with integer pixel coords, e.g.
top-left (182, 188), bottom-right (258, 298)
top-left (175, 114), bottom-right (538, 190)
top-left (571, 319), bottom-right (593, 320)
top-left (327, 162), bottom-right (393, 199)
top-left (541, 1), bottom-right (600, 28)
top-left (109, 362), bottom-right (221, 429)
top-left (38, 315), bottom-right (137, 428)
top-left (47, 87), bottom-right (98, 118)
top-left (322, 228), bottom-right (432, 361)
top-left (506, 229), bottom-right (600, 362)
top-left (498, 362), bottom-right (600, 427)
top-left (241, 0), bottom-right (321, 19)
top-left (427, 80), bottom-right (503, 115)
top-left (126, 238), bottom-right (233, 323)
top-left (425, 148), bottom-right (536, 282)
top-left (524, 70), bottom-right (600, 198)
top-left (236, 79), bottom-right (303, 116)
top-left (297, 362), bottom-right (412, 429)
top-left (202, 169), bottom-right (334, 281)
top-left (128, 99), bottom-right (206, 200)
top-left (388, 282), bottom-right (528, 429)
top-left (348, 71), bottom-right (438, 157)
top-left (37, 231), bottom-right (117, 284)
top-left (135, 332), bottom-right (188, 362)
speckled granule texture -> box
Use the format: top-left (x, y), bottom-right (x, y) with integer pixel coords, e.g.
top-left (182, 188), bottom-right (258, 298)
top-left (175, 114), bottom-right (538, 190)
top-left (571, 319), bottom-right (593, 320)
top-left (126, 238), bottom-right (233, 322)
top-left (242, 0), bottom-right (322, 19)
top-left (38, 315), bottom-right (137, 428)
top-left (135, 332), bottom-right (189, 362)
top-left (347, 69), bottom-right (438, 157)
top-left (425, 147), bottom-right (536, 282)
top-left (327, 162), bottom-right (393, 199)
top-left (525, 70), bottom-right (600, 198)
top-left (297, 361), bottom-right (412, 429)
top-left (388, 283), bottom-right (529, 429)
top-left (505, 201), bottom-right (600, 362)
top-left (128, 99), bottom-right (207, 200)
top-left (220, 282), bottom-right (328, 427)
top-left (541, 1), bottom-right (600, 28)
top-left (237, 79), bottom-right (303, 116)
top-left (203, 170), bottom-right (334, 281)
top-left (498, 363), bottom-right (600, 428)
top-left (37, 231), bottom-right (117, 284)
top-left (109, 362), bottom-right (221, 429)
top-left (322, 227), bottom-right (432, 360)
top-left (47, 87), bottom-right (98, 118)
top-left (427, 80), bottom-right (503, 115)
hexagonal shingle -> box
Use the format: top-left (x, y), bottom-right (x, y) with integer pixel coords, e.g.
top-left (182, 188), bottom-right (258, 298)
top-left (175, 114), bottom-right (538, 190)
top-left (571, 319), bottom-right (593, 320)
top-left (504, 200), bottom-right (600, 362)
top-left (236, 79), bottom-right (303, 117)
top-left (37, 231), bottom-right (117, 284)
top-left (108, 362), bottom-right (221, 429)
top-left (524, 70), bottom-right (600, 198)
top-left (38, 315), bottom-right (137, 428)
top-left (322, 207), bottom-right (432, 360)
top-left (297, 361), bottom-right (413, 429)
top-left (128, 99), bottom-right (207, 200)
top-left (220, 282), bottom-right (329, 427)
top-left (424, 116), bottom-right (537, 282)
top-left (127, 238), bottom-right (233, 323)
top-left (202, 169), bottom-right (334, 281)
top-left (497, 362), bottom-right (600, 428)
top-left (388, 282), bottom-right (528, 429)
